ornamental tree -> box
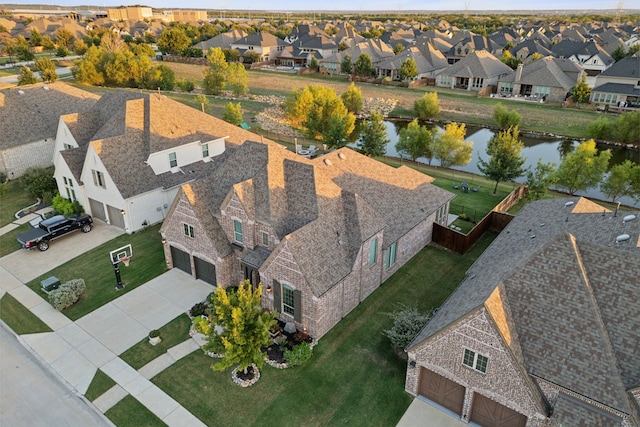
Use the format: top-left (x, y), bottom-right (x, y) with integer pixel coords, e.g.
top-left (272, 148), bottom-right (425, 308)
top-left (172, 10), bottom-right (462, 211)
top-left (433, 123), bottom-right (473, 169)
top-left (396, 119), bottom-right (434, 163)
top-left (354, 53), bottom-right (373, 76)
top-left (414, 92), bottom-right (440, 119)
top-left (357, 110), bottom-right (389, 157)
top-left (525, 160), bottom-right (556, 201)
top-left (398, 58), bottom-right (418, 81)
top-left (477, 126), bottom-right (526, 194)
top-left (210, 281), bottom-right (276, 375)
top-left (600, 160), bottom-right (639, 203)
top-left (34, 58), bottom-right (58, 83)
top-left (341, 82), bottom-right (362, 114)
top-left (157, 26), bottom-right (191, 55)
top-left (554, 139), bottom-right (611, 195)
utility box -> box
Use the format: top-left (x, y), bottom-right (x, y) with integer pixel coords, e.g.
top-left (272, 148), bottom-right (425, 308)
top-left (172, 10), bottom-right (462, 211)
top-left (41, 276), bottom-right (61, 292)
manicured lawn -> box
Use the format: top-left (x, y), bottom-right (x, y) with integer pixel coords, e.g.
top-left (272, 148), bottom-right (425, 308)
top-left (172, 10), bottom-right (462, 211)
top-left (120, 314), bottom-right (192, 368)
top-left (0, 223), bottom-right (30, 257)
top-left (84, 369), bottom-right (116, 402)
top-left (105, 395), bottom-right (166, 427)
top-left (153, 232), bottom-right (497, 426)
top-left (0, 293), bottom-right (52, 334)
top-left (0, 179), bottom-right (36, 227)
top-left (25, 225), bottom-right (166, 321)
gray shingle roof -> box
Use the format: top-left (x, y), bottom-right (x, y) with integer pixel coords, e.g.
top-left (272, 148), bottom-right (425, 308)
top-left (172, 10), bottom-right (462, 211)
top-left (501, 56), bottom-right (578, 90)
top-left (409, 197), bottom-right (640, 420)
top-left (440, 50), bottom-right (514, 79)
top-left (592, 82), bottom-right (640, 96)
top-left (0, 82), bottom-right (99, 150)
top-left (599, 55), bottom-right (640, 78)
top-left (551, 394), bottom-right (623, 427)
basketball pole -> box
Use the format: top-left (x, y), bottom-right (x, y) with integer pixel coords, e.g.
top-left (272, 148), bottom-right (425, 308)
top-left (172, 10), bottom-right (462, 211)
top-left (113, 260), bottom-right (124, 290)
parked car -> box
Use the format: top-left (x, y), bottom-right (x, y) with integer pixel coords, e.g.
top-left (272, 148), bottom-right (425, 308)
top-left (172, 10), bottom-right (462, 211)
top-left (28, 210), bottom-right (56, 228)
top-left (17, 214), bottom-right (93, 251)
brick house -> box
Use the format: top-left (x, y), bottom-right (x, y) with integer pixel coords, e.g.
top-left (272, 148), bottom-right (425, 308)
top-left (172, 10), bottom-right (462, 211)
top-left (0, 82), bottom-right (98, 179)
top-left (405, 197), bottom-right (640, 426)
top-left (160, 142), bottom-right (454, 340)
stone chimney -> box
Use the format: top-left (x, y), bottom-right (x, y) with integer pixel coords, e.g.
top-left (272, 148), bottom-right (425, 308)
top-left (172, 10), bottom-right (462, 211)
top-left (515, 64), bottom-right (524, 82)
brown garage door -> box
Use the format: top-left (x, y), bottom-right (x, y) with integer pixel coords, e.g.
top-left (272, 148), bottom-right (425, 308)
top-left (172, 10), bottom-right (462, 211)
top-left (88, 198), bottom-right (106, 221)
top-left (470, 393), bottom-right (527, 427)
top-left (170, 246), bottom-right (192, 275)
top-left (194, 257), bottom-right (216, 285)
top-left (418, 368), bottom-right (465, 415)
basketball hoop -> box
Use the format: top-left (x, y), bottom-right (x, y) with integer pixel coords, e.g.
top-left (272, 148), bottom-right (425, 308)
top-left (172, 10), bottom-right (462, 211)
top-left (120, 257), bottom-right (130, 267)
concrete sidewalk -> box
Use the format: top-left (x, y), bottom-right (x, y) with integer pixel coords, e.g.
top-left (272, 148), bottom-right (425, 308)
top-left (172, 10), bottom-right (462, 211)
top-left (396, 398), bottom-right (470, 427)
top-left (1, 266), bottom-right (212, 426)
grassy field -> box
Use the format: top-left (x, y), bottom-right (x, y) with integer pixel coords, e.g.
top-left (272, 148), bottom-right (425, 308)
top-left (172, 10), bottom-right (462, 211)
top-left (153, 232), bottom-right (497, 426)
top-left (25, 225), bottom-right (166, 321)
top-left (0, 293), bottom-right (52, 334)
top-left (163, 63), bottom-right (609, 139)
top-left (0, 179), bottom-right (37, 227)
top-left (0, 223), bottom-right (30, 257)
top-left (105, 395), bottom-right (166, 427)
top-left (120, 314), bottom-right (192, 369)
top-left (84, 369), bottom-right (117, 402)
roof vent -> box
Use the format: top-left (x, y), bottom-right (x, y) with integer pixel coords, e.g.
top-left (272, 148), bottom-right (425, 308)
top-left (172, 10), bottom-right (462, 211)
top-left (43, 86), bottom-right (49, 90)
top-left (623, 214), bottom-right (636, 223)
top-left (565, 201), bottom-right (574, 207)
top-left (338, 152), bottom-right (346, 160)
top-left (324, 159), bottom-right (333, 166)
top-left (616, 234), bottom-right (630, 243)
top-left (18, 90), bottom-right (24, 95)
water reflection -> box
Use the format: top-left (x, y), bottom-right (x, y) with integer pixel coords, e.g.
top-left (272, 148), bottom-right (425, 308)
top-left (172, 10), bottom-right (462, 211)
top-left (348, 120), bottom-right (640, 207)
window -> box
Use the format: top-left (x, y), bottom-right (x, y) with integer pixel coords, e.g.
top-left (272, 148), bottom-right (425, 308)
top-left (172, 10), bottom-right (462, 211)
top-left (233, 219), bottom-right (243, 243)
top-left (202, 144), bottom-right (209, 158)
top-left (463, 349), bottom-right (488, 373)
top-left (282, 284), bottom-right (295, 316)
top-left (64, 143), bottom-right (73, 150)
top-left (368, 238), bottom-right (377, 266)
top-left (92, 170), bottom-right (105, 188)
top-left (385, 242), bottom-right (397, 269)
top-left (64, 176), bottom-right (76, 201)
top-left (183, 223), bottom-right (194, 238)
top-left (261, 231), bottom-right (269, 246)
top-left (169, 152), bottom-right (177, 168)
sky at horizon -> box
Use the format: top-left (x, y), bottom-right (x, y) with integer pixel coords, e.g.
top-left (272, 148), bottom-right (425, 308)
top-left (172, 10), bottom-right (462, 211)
top-left (4, 0), bottom-right (631, 12)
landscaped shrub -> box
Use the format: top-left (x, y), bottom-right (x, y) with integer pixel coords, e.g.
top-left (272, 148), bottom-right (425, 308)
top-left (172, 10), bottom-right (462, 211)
top-left (193, 315), bottom-right (211, 335)
top-left (52, 194), bottom-right (84, 216)
top-left (190, 301), bottom-right (209, 318)
top-left (284, 342), bottom-right (312, 366)
top-left (587, 118), bottom-right (614, 140)
top-left (383, 305), bottom-right (431, 350)
top-left (48, 279), bottom-right (86, 311)
top-left (414, 92), bottom-right (440, 119)
top-left (493, 104), bottom-right (522, 129)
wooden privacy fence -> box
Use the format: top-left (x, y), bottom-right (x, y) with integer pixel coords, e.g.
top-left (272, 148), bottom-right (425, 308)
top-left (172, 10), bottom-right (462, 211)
top-left (432, 184), bottom-right (528, 254)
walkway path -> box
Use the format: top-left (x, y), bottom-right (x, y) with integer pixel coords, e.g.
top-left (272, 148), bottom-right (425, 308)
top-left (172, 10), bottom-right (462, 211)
top-left (0, 265), bottom-right (212, 426)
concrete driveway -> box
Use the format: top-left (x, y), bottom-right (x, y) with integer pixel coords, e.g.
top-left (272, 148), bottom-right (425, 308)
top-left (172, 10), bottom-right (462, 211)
top-left (0, 220), bottom-right (124, 283)
top-left (397, 398), bottom-right (470, 427)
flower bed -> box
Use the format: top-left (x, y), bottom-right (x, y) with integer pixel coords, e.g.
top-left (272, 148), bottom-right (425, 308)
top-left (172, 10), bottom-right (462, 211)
top-left (231, 364), bottom-right (260, 387)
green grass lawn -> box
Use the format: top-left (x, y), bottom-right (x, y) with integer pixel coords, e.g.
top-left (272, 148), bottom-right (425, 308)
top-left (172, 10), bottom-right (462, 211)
top-left (105, 395), bottom-right (166, 427)
top-left (84, 369), bottom-right (117, 402)
top-left (0, 179), bottom-right (37, 227)
top-left (0, 223), bottom-right (30, 257)
top-left (120, 314), bottom-right (192, 368)
top-left (0, 293), bottom-right (52, 334)
top-left (153, 232), bottom-right (497, 426)
top-left (25, 225), bottom-right (166, 321)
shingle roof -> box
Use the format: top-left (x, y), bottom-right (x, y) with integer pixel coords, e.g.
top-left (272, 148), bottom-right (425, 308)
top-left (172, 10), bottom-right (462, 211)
top-left (440, 50), bottom-right (514, 79)
top-left (0, 82), bottom-right (99, 150)
top-left (501, 56), bottom-right (578, 90)
top-left (551, 394), bottom-right (623, 427)
top-left (592, 82), bottom-right (640, 96)
top-left (599, 55), bottom-right (640, 78)
top-left (409, 197), bottom-right (640, 420)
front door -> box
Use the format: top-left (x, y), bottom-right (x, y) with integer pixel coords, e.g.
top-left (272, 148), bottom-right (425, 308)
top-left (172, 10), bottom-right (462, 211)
top-left (242, 263), bottom-right (260, 288)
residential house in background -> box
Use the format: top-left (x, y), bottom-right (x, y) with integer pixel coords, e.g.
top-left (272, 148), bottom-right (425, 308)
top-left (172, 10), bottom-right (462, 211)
top-left (194, 29), bottom-right (248, 52)
top-left (160, 143), bottom-right (454, 340)
top-left (52, 90), bottom-right (265, 233)
top-left (230, 32), bottom-right (287, 62)
top-left (590, 54), bottom-right (640, 108)
top-left (376, 43), bottom-right (448, 81)
top-left (497, 56), bottom-right (583, 102)
top-left (0, 82), bottom-right (99, 179)
top-left (552, 40), bottom-right (614, 86)
top-left (405, 197), bottom-right (640, 426)
top-left (436, 50), bottom-right (513, 92)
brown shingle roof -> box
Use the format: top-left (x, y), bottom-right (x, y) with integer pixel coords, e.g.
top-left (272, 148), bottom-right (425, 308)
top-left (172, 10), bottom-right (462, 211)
top-left (441, 49), bottom-right (514, 79)
top-left (0, 82), bottom-right (99, 150)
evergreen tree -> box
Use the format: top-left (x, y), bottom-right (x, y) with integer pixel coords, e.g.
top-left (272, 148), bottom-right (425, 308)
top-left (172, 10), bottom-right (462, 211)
top-left (398, 58), bottom-right (418, 81)
top-left (341, 82), bottom-right (363, 114)
top-left (414, 92), bottom-right (440, 119)
top-left (357, 111), bottom-right (389, 157)
top-left (340, 54), bottom-right (352, 74)
top-left (222, 102), bottom-right (243, 125)
top-left (433, 123), bottom-right (473, 168)
top-left (572, 74), bottom-right (591, 105)
top-left (477, 127), bottom-right (526, 194)
top-left (309, 56), bottom-right (319, 71)
top-left (17, 66), bottom-right (37, 86)
top-left (354, 53), bottom-right (373, 76)
top-left (203, 47), bottom-right (228, 95)
top-left (34, 58), bottom-right (58, 83)
top-left (210, 281), bottom-right (276, 375)
top-left (525, 160), bottom-right (556, 201)
top-left (554, 139), bottom-right (611, 195)
top-left (396, 119), bottom-right (434, 163)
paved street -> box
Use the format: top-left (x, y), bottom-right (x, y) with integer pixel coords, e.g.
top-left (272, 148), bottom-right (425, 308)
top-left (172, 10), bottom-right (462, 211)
top-left (0, 324), bottom-right (112, 427)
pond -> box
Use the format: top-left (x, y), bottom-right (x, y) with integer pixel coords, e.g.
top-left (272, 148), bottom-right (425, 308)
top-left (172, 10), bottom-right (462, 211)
top-left (348, 120), bottom-right (640, 208)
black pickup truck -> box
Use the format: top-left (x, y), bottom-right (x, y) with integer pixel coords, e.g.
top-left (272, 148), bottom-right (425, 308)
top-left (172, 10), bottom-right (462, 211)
top-left (17, 214), bottom-right (93, 251)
